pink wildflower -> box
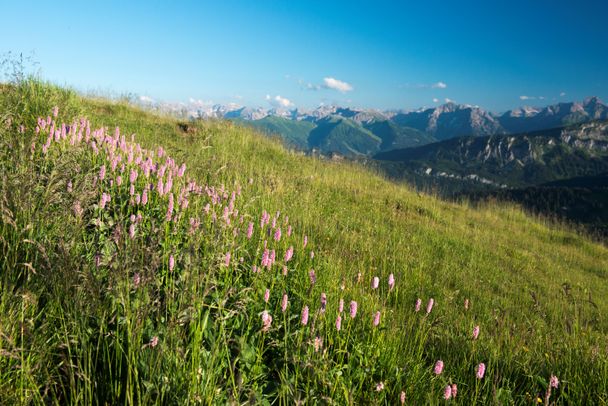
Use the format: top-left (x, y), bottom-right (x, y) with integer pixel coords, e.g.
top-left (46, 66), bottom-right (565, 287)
top-left (464, 298), bottom-right (470, 310)
top-left (415, 298), bottom-right (422, 312)
top-left (129, 224), bottom-right (136, 239)
top-left (303, 235), bottom-right (308, 248)
top-left (434, 360), bottom-right (444, 375)
top-left (372, 276), bottom-right (379, 289)
top-left (375, 382), bottom-right (384, 392)
top-left (99, 165), bottom-right (106, 181)
top-left (133, 272), bottom-right (141, 288)
top-left (274, 227), bottom-right (281, 241)
top-left (426, 298), bottom-right (434, 314)
top-left (550, 375), bottom-right (559, 389)
top-left (309, 269), bottom-right (316, 285)
top-left (116, 175), bottom-right (122, 186)
top-left (166, 193), bottom-right (174, 221)
top-left (141, 189), bottom-right (148, 205)
top-left (476, 363), bottom-right (486, 379)
top-left (281, 293), bottom-right (288, 312)
top-left (224, 252), bottom-right (231, 267)
top-left (264, 288), bottom-right (270, 303)
top-left (443, 385), bottom-right (452, 400)
top-left (313, 336), bottom-right (323, 352)
top-left (149, 336), bottom-right (159, 348)
top-left (400, 391), bottom-right (406, 404)
top-left (373, 311), bottom-right (381, 327)
top-left (350, 301), bottom-right (358, 318)
top-left (52, 106), bottom-right (59, 117)
top-left (284, 246), bottom-right (294, 262)
top-left (388, 273), bottom-right (395, 291)
top-left (130, 169), bottom-right (138, 183)
top-left (301, 305), bottom-right (309, 326)
top-left (335, 315), bottom-right (342, 331)
top-left (169, 255), bottom-right (175, 271)
top-left (320, 292), bottom-right (327, 313)
top-left (472, 325), bottom-right (480, 340)
top-left (287, 225), bottom-right (292, 236)
top-left (339, 298), bottom-right (344, 313)
top-left (451, 384), bottom-right (458, 398)
top-left (261, 311), bottom-right (272, 332)
top-left (246, 222), bottom-right (254, 239)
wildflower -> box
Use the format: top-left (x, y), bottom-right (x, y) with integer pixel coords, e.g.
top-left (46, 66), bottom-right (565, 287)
top-left (350, 301), bottom-right (358, 318)
top-left (301, 305), bottom-right (309, 326)
top-left (129, 224), bottom-right (136, 239)
top-left (335, 315), bottom-right (342, 331)
top-left (388, 273), bottom-right (395, 291)
top-left (472, 325), bottom-right (480, 340)
top-left (310, 251), bottom-right (314, 259)
top-left (166, 193), bottom-right (174, 221)
top-left (303, 235), bottom-right (308, 248)
top-left (130, 169), bottom-right (138, 183)
top-left (320, 293), bottom-right (327, 313)
top-left (434, 360), bottom-right (444, 375)
top-left (224, 252), bottom-right (231, 267)
top-left (287, 225), bottom-right (292, 236)
top-left (426, 298), bottom-right (434, 314)
top-left (264, 288), bottom-right (270, 303)
top-left (550, 375), bottom-right (559, 389)
top-left (73, 201), bottom-right (83, 218)
top-left (99, 165), bottom-right (106, 181)
top-left (281, 293), bottom-right (288, 312)
top-left (133, 272), bottom-right (141, 288)
top-left (169, 255), bottom-right (175, 271)
top-left (373, 311), bottom-right (381, 327)
top-left (443, 385), bottom-right (452, 400)
top-left (372, 276), bottom-right (379, 289)
top-left (52, 106), bottom-right (59, 117)
top-left (284, 246), bottom-right (294, 263)
top-left (313, 336), bottom-right (323, 352)
top-left (282, 265), bottom-right (288, 276)
top-left (99, 193), bottom-right (111, 209)
top-left (115, 175), bottom-right (122, 186)
top-left (375, 382), bottom-right (384, 392)
top-left (261, 311), bottom-right (272, 332)
top-left (464, 298), bottom-right (470, 310)
top-left (357, 272), bottom-right (362, 283)
top-left (274, 227), bottom-right (281, 241)
top-left (451, 384), bottom-right (458, 398)
top-left (129, 184), bottom-right (135, 196)
top-left (339, 298), bottom-right (344, 313)
top-left (309, 269), bottom-right (316, 285)
top-left (400, 391), bottom-right (406, 404)
top-left (476, 363), bottom-right (486, 379)
top-left (141, 189), bottom-right (148, 205)
top-left (67, 180), bottom-right (73, 193)
top-left (246, 222), bottom-right (254, 239)
top-left (415, 298), bottom-right (422, 312)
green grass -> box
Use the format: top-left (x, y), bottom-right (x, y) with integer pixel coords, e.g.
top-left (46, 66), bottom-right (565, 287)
top-left (1, 79), bottom-right (607, 405)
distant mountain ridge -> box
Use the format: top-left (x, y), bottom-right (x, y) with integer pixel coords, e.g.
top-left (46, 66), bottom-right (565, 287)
top-left (140, 96), bottom-right (608, 157)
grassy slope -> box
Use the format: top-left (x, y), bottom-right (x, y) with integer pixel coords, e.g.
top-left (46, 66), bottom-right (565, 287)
top-left (1, 81), bottom-right (608, 404)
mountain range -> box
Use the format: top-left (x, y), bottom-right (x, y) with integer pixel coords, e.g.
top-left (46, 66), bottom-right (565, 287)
top-left (169, 96), bottom-right (608, 157)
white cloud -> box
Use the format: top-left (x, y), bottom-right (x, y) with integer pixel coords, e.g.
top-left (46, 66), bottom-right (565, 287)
top-left (445, 98), bottom-right (454, 103)
top-left (188, 97), bottom-right (213, 108)
top-left (432, 81), bottom-right (447, 89)
top-left (519, 95), bottom-right (534, 100)
top-left (560, 92), bottom-right (566, 97)
top-left (322, 77), bottom-right (354, 93)
top-left (265, 94), bottom-right (293, 108)
top-left (306, 83), bottom-right (321, 91)
top-left (139, 95), bottom-right (155, 103)
top-left (539, 96), bottom-right (545, 100)
top-left (433, 98), bottom-right (440, 103)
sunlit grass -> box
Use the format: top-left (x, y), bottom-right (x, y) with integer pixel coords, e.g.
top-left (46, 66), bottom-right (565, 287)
top-left (1, 79), bottom-right (607, 404)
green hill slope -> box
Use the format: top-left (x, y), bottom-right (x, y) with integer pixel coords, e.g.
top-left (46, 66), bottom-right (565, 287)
top-left (232, 115), bottom-right (315, 150)
top-left (1, 80), bottom-right (607, 404)
top-left (308, 116), bottom-right (381, 156)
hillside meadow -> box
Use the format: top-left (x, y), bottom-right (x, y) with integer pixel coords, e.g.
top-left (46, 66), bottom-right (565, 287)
top-left (1, 80), bottom-right (607, 404)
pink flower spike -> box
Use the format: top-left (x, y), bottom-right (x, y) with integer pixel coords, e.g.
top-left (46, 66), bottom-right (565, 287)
top-left (169, 255), bottom-right (175, 271)
top-left (339, 298), bottom-right (344, 313)
top-left (451, 384), bottom-right (458, 398)
top-left (335, 315), bottom-right (342, 331)
top-left (476, 363), bottom-right (486, 379)
top-left (303, 235), bottom-right (308, 248)
top-left (261, 310), bottom-right (272, 332)
top-left (99, 165), bottom-right (106, 181)
top-left (284, 246), bottom-right (294, 262)
top-left (281, 293), bottom-right (288, 312)
top-left (264, 288), bottom-right (270, 303)
top-left (434, 360), bottom-right (444, 375)
top-left (415, 298), bottom-right (422, 312)
top-left (443, 385), bottom-right (452, 400)
top-left (309, 269), bottom-right (316, 285)
top-left (149, 336), bottom-right (159, 348)
top-left (372, 276), bottom-right (379, 289)
top-left (246, 222), bottom-right (254, 239)
top-left (350, 301), bottom-right (358, 318)
top-left (224, 252), bottom-right (231, 267)
top-left (274, 227), bottom-right (281, 241)
top-left (400, 391), bottom-right (406, 404)
top-left (129, 224), bottom-right (135, 239)
top-left (375, 382), bottom-right (384, 392)
top-left (301, 305), bottom-right (309, 326)
top-left (464, 298), bottom-right (470, 310)
top-left (133, 273), bottom-right (141, 288)
top-left (550, 375), bottom-right (559, 389)
top-left (426, 298), bottom-right (434, 314)
top-left (388, 273), bottom-right (395, 291)
top-left (320, 292), bottom-right (327, 313)
top-left (472, 325), bottom-right (480, 340)
top-left (373, 311), bottom-right (381, 327)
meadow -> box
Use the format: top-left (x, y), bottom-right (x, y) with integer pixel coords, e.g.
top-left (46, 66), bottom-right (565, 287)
top-left (1, 79), bottom-right (607, 404)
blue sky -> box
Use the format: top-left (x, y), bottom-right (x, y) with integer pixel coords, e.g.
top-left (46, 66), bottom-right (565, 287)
top-left (2, 0), bottom-right (607, 112)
